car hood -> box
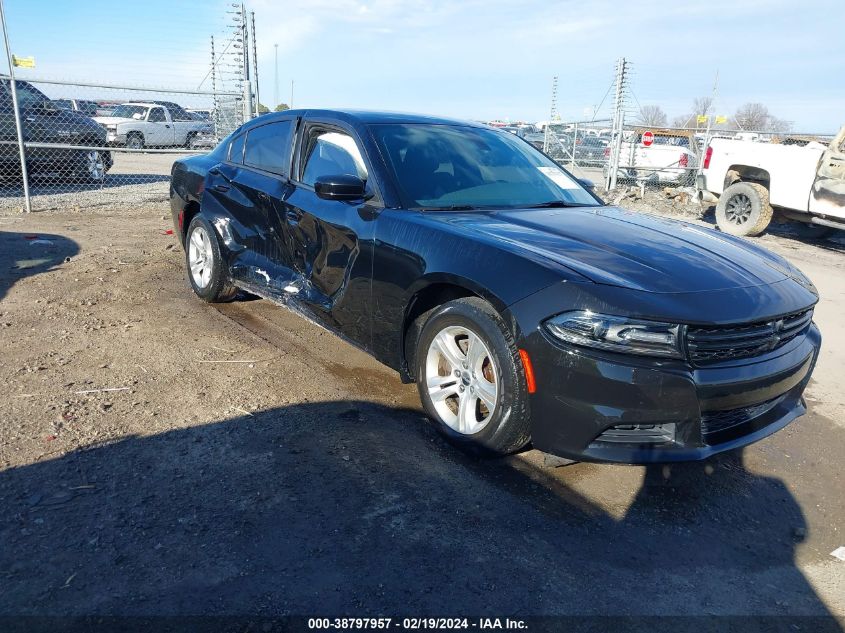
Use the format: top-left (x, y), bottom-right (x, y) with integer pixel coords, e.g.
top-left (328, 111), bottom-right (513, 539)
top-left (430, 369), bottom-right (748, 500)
top-left (93, 116), bottom-right (134, 125)
top-left (434, 206), bottom-right (794, 293)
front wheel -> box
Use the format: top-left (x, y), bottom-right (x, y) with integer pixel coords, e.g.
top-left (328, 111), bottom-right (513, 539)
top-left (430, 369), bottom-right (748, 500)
top-left (715, 181), bottom-right (773, 236)
top-left (83, 150), bottom-right (107, 182)
top-left (185, 215), bottom-right (238, 302)
top-left (125, 133), bottom-right (144, 150)
top-left (415, 297), bottom-right (531, 455)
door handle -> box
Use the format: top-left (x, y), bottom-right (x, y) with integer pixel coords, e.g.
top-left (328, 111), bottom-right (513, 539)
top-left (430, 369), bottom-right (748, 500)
top-left (212, 184), bottom-right (230, 193)
top-left (209, 167), bottom-right (220, 176)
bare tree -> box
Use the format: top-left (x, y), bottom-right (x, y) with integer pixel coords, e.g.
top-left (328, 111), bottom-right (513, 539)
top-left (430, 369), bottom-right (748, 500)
top-left (733, 103), bottom-right (771, 130)
top-left (672, 97), bottom-right (715, 129)
top-left (692, 96), bottom-right (714, 117)
top-left (636, 105), bottom-right (668, 128)
top-left (768, 117), bottom-right (794, 134)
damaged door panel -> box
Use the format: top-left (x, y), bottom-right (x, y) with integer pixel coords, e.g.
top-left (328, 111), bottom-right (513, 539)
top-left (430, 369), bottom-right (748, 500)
top-left (810, 125), bottom-right (845, 218)
top-left (278, 124), bottom-right (378, 347)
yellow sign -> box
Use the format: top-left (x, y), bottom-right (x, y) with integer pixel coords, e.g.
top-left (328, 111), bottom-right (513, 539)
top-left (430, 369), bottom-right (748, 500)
top-left (12, 55), bottom-right (35, 68)
top-left (696, 115), bottom-right (709, 124)
top-left (715, 115), bottom-right (728, 124)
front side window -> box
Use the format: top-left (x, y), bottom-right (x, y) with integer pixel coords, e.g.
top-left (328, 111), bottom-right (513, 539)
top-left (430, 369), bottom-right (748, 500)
top-left (371, 124), bottom-right (600, 209)
top-left (301, 130), bottom-right (368, 186)
top-left (243, 120), bottom-right (294, 175)
top-left (148, 108), bottom-right (166, 123)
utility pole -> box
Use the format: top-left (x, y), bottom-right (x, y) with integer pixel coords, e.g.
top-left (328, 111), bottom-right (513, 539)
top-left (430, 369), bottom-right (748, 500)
top-left (0, 0), bottom-right (31, 212)
top-left (543, 75), bottom-right (558, 153)
top-left (290, 79), bottom-right (294, 109)
top-left (239, 3), bottom-right (253, 121)
top-left (274, 43), bottom-right (279, 109)
top-left (210, 35), bottom-right (220, 140)
top-left (606, 57), bottom-right (629, 191)
top-left (250, 10), bottom-right (259, 113)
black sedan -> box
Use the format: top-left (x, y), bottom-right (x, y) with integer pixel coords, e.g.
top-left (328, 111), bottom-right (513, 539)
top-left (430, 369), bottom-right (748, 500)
top-left (169, 109), bottom-right (821, 464)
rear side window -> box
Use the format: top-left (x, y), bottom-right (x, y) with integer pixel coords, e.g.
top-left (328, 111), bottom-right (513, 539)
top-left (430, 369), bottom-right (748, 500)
top-left (228, 134), bottom-right (245, 164)
top-left (244, 120), bottom-right (294, 176)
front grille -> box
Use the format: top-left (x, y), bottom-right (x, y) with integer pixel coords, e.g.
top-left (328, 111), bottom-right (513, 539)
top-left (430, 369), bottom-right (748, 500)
top-left (686, 308), bottom-right (813, 365)
top-left (701, 395), bottom-right (786, 436)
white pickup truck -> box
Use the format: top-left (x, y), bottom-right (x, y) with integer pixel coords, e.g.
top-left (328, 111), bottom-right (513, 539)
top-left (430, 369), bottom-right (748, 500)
top-left (699, 125), bottom-right (845, 237)
top-left (607, 128), bottom-right (699, 185)
top-left (93, 101), bottom-right (211, 150)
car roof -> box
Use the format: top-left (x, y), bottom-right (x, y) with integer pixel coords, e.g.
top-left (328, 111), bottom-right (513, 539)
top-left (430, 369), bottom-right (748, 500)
top-left (244, 108), bottom-right (489, 130)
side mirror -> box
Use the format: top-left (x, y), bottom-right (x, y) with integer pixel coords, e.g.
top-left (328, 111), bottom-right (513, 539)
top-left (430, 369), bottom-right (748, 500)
top-left (577, 178), bottom-right (596, 190)
top-left (132, 112), bottom-right (143, 120)
top-left (314, 174), bottom-right (367, 201)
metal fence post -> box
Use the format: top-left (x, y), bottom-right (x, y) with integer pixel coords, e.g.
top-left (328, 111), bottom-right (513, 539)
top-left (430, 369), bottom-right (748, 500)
top-left (606, 58), bottom-right (628, 191)
top-left (0, 0), bottom-right (31, 213)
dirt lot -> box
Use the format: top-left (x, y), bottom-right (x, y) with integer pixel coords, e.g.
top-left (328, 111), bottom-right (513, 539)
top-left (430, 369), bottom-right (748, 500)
top-left (0, 198), bottom-right (844, 626)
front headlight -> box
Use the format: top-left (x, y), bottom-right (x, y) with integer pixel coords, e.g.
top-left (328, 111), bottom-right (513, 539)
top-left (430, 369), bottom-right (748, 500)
top-left (544, 311), bottom-right (683, 359)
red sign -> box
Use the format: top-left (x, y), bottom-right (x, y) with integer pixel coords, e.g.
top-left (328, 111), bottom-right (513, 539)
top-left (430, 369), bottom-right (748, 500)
top-left (642, 131), bottom-right (655, 147)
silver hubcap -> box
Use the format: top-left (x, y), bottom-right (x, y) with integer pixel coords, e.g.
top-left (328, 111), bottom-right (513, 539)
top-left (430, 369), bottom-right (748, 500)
top-left (425, 325), bottom-right (498, 435)
top-left (87, 151), bottom-right (105, 180)
top-left (726, 193), bottom-right (752, 224)
top-left (188, 226), bottom-right (214, 288)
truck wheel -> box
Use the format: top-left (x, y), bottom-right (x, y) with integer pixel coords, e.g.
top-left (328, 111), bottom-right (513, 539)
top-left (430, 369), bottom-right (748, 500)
top-left (715, 182), bottom-right (773, 237)
top-left (185, 132), bottom-right (197, 149)
top-left (126, 133), bottom-right (144, 150)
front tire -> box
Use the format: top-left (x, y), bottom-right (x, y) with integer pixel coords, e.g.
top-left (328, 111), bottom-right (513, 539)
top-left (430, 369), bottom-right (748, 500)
top-left (415, 297), bottom-right (531, 455)
top-left (185, 215), bottom-right (238, 302)
top-left (126, 133), bottom-right (144, 150)
top-left (715, 181), bottom-right (773, 236)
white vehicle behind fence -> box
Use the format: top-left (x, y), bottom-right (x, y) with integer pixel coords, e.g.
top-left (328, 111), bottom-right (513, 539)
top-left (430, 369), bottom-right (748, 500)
top-left (699, 125), bottom-right (845, 237)
top-left (93, 101), bottom-right (211, 150)
top-left (606, 128), bottom-right (698, 185)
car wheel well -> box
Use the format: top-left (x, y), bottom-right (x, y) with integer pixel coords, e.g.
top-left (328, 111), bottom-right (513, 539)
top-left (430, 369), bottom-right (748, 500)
top-left (401, 283), bottom-right (481, 382)
top-left (725, 165), bottom-right (770, 190)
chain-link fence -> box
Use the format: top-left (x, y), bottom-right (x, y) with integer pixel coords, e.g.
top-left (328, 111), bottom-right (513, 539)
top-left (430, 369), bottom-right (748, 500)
top-left (0, 76), bottom-right (244, 212)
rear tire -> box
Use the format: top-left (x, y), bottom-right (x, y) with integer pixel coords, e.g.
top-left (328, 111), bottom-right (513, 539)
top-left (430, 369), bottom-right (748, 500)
top-left (715, 181), bottom-right (773, 236)
top-left (185, 215), bottom-right (238, 302)
top-left (414, 297), bottom-right (531, 456)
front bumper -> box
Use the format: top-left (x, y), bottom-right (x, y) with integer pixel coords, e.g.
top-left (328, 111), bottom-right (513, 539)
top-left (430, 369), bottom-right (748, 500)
top-left (521, 323), bottom-right (820, 463)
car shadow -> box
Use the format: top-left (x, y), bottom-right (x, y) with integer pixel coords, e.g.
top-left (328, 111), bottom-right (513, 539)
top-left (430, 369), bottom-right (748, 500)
top-left (0, 400), bottom-right (840, 629)
top-left (0, 230), bottom-right (80, 302)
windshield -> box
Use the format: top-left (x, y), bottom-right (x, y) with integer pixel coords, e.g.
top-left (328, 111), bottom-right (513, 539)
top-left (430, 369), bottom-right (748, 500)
top-left (110, 105), bottom-right (148, 119)
top-left (371, 124), bottom-right (600, 209)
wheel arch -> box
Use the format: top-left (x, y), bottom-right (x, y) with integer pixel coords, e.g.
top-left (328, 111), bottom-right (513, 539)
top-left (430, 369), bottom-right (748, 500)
top-left (725, 164), bottom-right (771, 190)
top-left (399, 275), bottom-right (512, 383)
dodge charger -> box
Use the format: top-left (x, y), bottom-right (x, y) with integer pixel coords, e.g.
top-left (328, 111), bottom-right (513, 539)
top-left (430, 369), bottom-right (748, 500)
top-left (169, 109), bottom-right (821, 463)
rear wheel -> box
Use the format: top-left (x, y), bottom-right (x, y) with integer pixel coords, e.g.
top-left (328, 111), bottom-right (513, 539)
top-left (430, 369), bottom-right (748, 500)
top-left (715, 181), bottom-right (773, 236)
top-left (415, 297), bottom-right (531, 455)
top-left (185, 215), bottom-right (238, 302)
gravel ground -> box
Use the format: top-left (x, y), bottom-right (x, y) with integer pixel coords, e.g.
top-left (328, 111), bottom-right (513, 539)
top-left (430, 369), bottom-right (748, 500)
top-left (0, 193), bottom-right (844, 627)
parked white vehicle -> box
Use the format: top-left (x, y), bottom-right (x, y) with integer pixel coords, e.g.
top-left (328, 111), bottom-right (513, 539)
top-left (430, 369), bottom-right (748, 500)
top-left (698, 125), bottom-right (845, 236)
top-left (606, 129), bottom-right (698, 185)
top-left (93, 102), bottom-right (210, 149)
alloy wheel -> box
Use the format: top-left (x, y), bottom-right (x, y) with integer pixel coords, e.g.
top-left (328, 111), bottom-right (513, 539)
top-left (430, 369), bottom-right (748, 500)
top-left (188, 226), bottom-right (214, 288)
top-left (87, 151), bottom-right (105, 181)
top-left (725, 193), bottom-right (752, 224)
top-left (425, 325), bottom-right (498, 435)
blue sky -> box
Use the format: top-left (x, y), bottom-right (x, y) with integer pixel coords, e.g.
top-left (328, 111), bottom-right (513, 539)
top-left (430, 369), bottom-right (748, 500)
top-left (6, 0), bottom-right (844, 131)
